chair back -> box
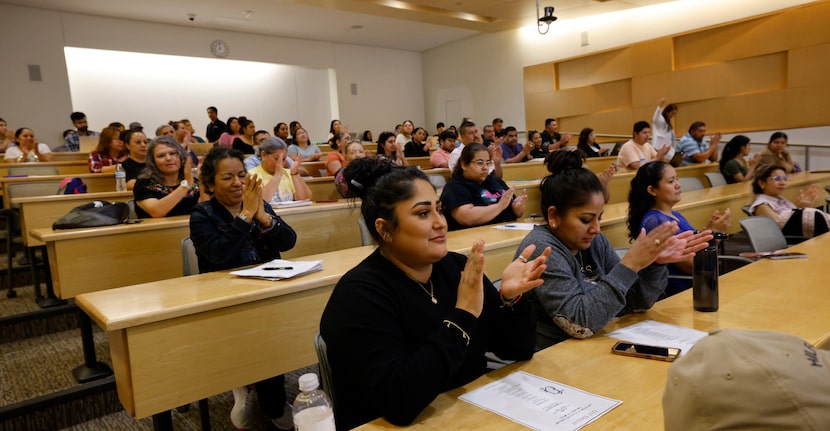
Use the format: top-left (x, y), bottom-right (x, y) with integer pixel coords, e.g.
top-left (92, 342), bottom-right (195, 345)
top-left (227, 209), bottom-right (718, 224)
top-left (426, 174), bottom-right (447, 190)
top-left (181, 237), bottom-right (199, 276)
top-left (678, 177), bottom-right (705, 192)
top-left (315, 332), bottom-right (337, 409)
top-left (7, 166), bottom-right (59, 176)
top-left (739, 216), bottom-right (788, 252)
top-left (358, 217), bottom-right (373, 246)
top-left (704, 172), bottom-right (727, 187)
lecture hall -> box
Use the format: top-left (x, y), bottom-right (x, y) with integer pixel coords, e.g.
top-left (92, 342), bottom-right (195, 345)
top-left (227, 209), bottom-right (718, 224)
top-left (2, 0), bottom-right (830, 430)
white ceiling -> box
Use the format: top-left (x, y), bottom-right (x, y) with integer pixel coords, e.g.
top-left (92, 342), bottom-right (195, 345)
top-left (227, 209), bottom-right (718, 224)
top-left (3, 0), bottom-right (677, 52)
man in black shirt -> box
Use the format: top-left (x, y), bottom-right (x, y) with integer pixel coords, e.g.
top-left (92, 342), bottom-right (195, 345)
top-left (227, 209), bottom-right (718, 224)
top-left (205, 106), bottom-right (226, 144)
top-left (540, 117), bottom-right (571, 151)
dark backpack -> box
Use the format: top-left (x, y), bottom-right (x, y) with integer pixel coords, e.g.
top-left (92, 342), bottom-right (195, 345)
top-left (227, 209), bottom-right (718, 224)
top-left (52, 201), bottom-right (130, 229)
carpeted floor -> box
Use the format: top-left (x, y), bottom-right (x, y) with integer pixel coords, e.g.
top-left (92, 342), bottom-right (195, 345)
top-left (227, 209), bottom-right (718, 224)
top-left (1, 283), bottom-right (318, 431)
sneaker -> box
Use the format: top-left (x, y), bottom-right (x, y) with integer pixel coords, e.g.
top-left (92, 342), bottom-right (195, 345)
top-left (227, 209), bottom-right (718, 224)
top-left (230, 386), bottom-right (255, 430)
top-left (271, 402), bottom-right (294, 431)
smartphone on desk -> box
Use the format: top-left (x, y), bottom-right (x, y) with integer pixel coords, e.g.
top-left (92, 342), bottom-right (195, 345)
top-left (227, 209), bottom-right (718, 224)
top-left (611, 341), bottom-right (680, 362)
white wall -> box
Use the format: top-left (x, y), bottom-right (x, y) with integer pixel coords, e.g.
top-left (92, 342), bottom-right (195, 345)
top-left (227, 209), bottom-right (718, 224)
top-left (0, 4), bottom-right (425, 145)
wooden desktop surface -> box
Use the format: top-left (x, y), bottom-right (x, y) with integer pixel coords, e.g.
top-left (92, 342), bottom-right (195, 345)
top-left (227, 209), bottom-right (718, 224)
top-left (29, 201), bottom-right (363, 299)
top-left (14, 190), bottom-right (133, 247)
top-left (515, 171), bottom-right (830, 248)
top-left (0, 160), bottom-right (89, 177)
top-left (358, 232), bottom-right (830, 430)
top-left (0, 172), bottom-right (115, 208)
top-left (75, 222), bottom-right (535, 419)
top-left (30, 172), bottom-right (830, 299)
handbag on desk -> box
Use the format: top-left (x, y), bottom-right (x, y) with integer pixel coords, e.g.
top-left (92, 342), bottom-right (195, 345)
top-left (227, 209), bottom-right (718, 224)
top-left (52, 201), bottom-right (130, 229)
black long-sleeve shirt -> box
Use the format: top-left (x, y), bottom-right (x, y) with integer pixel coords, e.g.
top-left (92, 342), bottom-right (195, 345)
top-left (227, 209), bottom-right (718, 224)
top-left (189, 197), bottom-right (296, 273)
top-left (320, 249), bottom-right (536, 430)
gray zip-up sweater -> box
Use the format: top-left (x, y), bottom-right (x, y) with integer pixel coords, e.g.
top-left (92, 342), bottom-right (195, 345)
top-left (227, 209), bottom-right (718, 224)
top-left (516, 225), bottom-right (667, 350)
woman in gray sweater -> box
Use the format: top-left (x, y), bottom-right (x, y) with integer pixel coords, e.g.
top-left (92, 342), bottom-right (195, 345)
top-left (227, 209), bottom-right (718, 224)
top-left (516, 150), bottom-right (713, 350)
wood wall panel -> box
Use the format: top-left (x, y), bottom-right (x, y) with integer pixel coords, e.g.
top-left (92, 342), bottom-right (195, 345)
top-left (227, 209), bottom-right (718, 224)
top-left (524, 2), bottom-right (830, 136)
top-left (629, 38), bottom-right (674, 77)
top-left (560, 110), bottom-right (634, 138)
top-left (524, 91), bottom-right (556, 131)
top-left (631, 72), bottom-right (673, 109)
top-left (556, 48), bottom-right (630, 90)
top-left (671, 52), bottom-right (787, 102)
top-left (673, 14), bottom-right (789, 70)
top-left (789, 43), bottom-right (830, 88)
top-left (550, 79), bottom-right (631, 118)
top-left (784, 84), bottom-right (830, 128)
top-left (523, 63), bottom-right (556, 94)
top-left (676, 91), bottom-right (787, 134)
top-left (790, 1), bottom-right (830, 48)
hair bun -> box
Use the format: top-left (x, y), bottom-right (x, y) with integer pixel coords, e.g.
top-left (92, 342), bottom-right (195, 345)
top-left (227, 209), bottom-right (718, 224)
top-left (342, 157), bottom-right (394, 200)
top-left (545, 148), bottom-right (584, 175)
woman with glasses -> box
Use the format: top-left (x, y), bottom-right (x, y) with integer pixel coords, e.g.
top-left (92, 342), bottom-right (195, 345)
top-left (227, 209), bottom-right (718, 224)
top-left (121, 129), bottom-right (148, 190)
top-left (250, 137), bottom-right (312, 203)
top-left (749, 164), bottom-right (829, 237)
top-left (88, 127), bottom-right (128, 172)
top-left (134, 136), bottom-right (202, 218)
top-left (440, 143), bottom-right (526, 231)
top-left (287, 127), bottom-right (321, 162)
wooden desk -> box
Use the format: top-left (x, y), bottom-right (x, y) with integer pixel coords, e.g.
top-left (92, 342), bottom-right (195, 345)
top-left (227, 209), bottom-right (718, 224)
top-left (515, 172), bottom-right (830, 249)
top-left (607, 163), bottom-right (719, 205)
top-left (0, 160), bottom-right (89, 177)
top-left (51, 152), bottom-right (88, 162)
top-left (306, 169), bottom-right (452, 202)
top-left (29, 201), bottom-right (366, 299)
top-left (14, 191), bottom-right (132, 247)
top-left (359, 232), bottom-right (830, 430)
top-left (0, 173), bottom-right (115, 208)
top-left (75, 222), bottom-right (534, 419)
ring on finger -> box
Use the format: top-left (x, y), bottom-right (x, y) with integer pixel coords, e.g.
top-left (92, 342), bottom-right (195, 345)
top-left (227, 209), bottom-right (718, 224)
top-left (654, 239), bottom-right (661, 246)
top-left (518, 255), bottom-right (528, 263)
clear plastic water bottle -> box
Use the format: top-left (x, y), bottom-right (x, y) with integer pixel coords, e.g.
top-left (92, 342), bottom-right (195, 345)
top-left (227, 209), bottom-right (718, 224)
top-left (115, 164), bottom-right (127, 192)
top-left (293, 373), bottom-right (335, 431)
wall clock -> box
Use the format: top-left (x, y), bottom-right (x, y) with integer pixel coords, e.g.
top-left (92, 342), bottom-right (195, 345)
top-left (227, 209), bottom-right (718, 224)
top-left (210, 40), bottom-right (229, 58)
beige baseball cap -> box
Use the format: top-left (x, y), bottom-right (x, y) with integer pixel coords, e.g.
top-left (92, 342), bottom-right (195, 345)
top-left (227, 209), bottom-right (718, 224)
top-left (663, 329), bottom-right (830, 430)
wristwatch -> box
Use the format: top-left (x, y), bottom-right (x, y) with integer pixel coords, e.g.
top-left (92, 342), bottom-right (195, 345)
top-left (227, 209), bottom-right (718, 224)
top-left (180, 180), bottom-right (189, 189)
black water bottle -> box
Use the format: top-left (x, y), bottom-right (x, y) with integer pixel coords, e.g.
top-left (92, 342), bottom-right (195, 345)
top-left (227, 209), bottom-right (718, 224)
top-left (693, 239), bottom-right (719, 312)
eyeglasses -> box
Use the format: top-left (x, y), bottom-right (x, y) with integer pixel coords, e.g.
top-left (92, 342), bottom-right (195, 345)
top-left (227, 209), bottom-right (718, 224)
top-left (472, 159), bottom-right (494, 168)
top-left (771, 175), bottom-right (790, 182)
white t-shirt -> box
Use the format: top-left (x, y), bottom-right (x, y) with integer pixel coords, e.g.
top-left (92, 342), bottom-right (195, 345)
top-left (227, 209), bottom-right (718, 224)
top-left (4, 143), bottom-right (52, 161)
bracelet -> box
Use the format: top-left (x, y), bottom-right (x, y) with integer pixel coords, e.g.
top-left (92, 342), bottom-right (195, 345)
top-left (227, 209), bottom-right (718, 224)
top-left (499, 292), bottom-right (522, 309)
top-left (442, 319), bottom-right (470, 347)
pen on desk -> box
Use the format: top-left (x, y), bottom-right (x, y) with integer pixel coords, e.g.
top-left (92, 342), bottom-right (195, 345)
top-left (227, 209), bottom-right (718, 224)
top-left (263, 266), bottom-right (294, 271)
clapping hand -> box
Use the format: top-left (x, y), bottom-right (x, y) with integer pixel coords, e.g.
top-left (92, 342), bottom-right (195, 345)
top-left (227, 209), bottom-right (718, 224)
top-left (797, 183), bottom-right (821, 208)
top-left (499, 244), bottom-right (551, 300)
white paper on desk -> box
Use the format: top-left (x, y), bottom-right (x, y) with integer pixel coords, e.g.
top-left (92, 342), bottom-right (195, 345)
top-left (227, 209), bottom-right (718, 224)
top-left (272, 199), bottom-right (313, 209)
top-left (230, 259), bottom-right (323, 280)
top-left (493, 223), bottom-right (536, 231)
top-left (459, 371), bottom-right (621, 431)
top-left (605, 320), bottom-right (708, 356)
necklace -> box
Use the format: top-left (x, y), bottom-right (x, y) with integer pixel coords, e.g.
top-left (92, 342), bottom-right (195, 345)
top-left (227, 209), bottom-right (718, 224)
top-left (577, 251), bottom-right (593, 274)
top-left (403, 272), bottom-right (437, 304)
